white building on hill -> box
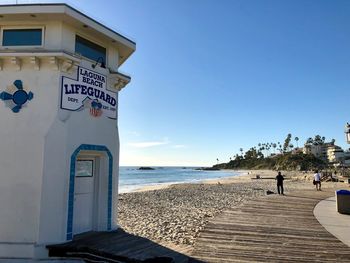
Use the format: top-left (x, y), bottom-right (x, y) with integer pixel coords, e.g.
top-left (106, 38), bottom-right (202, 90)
top-left (326, 145), bottom-right (345, 163)
top-left (0, 4), bottom-right (135, 262)
top-left (303, 144), bottom-right (324, 159)
top-left (304, 143), bottom-right (346, 165)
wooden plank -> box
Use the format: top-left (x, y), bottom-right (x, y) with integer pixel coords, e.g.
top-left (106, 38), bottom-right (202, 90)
top-left (47, 229), bottom-right (199, 263)
top-left (192, 189), bottom-right (350, 262)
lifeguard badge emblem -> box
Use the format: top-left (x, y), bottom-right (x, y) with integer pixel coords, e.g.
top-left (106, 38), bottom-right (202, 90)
top-left (90, 99), bottom-right (102, 117)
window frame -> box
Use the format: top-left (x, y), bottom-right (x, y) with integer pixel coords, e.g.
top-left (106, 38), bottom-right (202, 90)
top-left (76, 159), bottom-right (94, 178)
top-left (0, 26), bottom-right (45, 48)
top-left (74, 34), bottom-right (107, 65)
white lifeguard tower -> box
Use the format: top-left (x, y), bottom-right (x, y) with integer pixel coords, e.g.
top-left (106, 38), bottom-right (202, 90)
top-left (0, 4), bottom-right (135, 261)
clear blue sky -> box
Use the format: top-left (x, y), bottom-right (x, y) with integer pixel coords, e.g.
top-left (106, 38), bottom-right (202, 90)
top-left (7, 0), bottom-right (350, 166)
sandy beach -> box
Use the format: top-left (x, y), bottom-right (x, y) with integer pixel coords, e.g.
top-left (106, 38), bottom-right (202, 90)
top-left (117, 170), bottom-right (347, 253)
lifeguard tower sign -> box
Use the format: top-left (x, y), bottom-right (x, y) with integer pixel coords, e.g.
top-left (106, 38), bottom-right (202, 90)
top-left (61, 67), bottom-right (117, 119)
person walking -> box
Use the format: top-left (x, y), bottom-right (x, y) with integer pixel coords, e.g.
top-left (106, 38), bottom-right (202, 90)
top-left (314, 170), bottom-right (321, 191)
top-left (275, 171), bottom-right (284, 195)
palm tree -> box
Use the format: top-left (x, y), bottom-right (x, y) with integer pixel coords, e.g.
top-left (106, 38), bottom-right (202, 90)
top-left (289, 144), bottom-right (294, 152)
top-left (261, 146), bottom-right (265, 157)
top-left (262, 143), bottom-right (267, 156)
top-left (239, 148), bottom-right (243, 156)
top-left (295, 137), bottom-right (299, 148)
top-left (306, 137), bottom-right (313, 145)
top-left (277, 142), bottom-right (282, 153)
top-left (216, 158), bottom-right (219, 164)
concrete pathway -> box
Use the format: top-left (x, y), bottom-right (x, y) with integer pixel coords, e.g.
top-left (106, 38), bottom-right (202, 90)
top-left (314, 195), bottom-right (350, 247)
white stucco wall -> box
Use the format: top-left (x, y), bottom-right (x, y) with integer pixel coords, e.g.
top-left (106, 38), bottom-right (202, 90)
top-left (0, 67), bottom-right (60, 258)
top-left (0, 61), bottom-right (120, 260)
top-left (37, 61), bottom-right (120, 246)
top-left (0, 5), bottom-right (133, 260)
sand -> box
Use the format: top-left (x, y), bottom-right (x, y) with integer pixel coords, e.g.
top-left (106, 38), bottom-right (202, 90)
top-left (117, 170), bottom-right (347, 254)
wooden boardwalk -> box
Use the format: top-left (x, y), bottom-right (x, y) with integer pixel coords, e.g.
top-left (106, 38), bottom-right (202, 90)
top-left (47, 229), bottom-right (201, 263)
top-left (191, 190), bottom-right (350, 262)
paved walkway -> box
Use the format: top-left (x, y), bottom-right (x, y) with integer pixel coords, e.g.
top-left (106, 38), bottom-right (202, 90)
top-left (314, 195), bottom-right (350, 247)
top-left (191, 189), bottom-right (350, 262)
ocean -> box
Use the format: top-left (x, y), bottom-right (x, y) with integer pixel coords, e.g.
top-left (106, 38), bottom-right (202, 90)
top-left (119, 166), bottom-right (243, 193)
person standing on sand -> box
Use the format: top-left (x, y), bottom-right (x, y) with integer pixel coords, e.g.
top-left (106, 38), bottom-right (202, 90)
top-left (314, 170), bottom-right (321, 191)
top-left (275, 171), bottom-right (284, 195)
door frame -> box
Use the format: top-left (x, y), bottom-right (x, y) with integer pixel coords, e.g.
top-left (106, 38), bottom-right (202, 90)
top-left (66, 144), bottom-right (113, 240)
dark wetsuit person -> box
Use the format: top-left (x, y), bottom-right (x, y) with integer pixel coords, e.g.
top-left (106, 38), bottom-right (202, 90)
top-left (276, 172), bottom-right (284, 195)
